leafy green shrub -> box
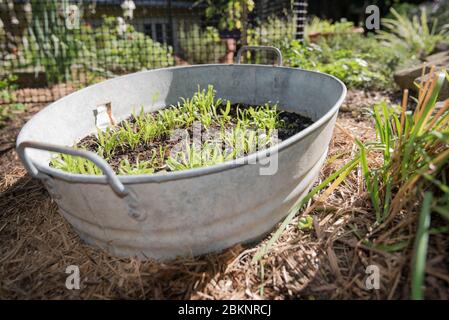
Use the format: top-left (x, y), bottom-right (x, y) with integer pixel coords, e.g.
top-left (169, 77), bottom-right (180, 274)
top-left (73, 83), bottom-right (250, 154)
top-left (283, 40), bottom-right (389, 89)
top-left (377, 8), bottom-right (448, 59)
top-left (24, 0), bottom-right (86, 84)
top-left (305, 17), bottom-right (355, 36)
top-left (318, 58), bottom-right (388, 88)
top-left (247, 16), bottom-right (295, 48)
top-left (94, 16), bottom-right (174, 74)
top-left (200, 0), bottom-right (255, 31)
top-left (388, 2), bottom-right (419, 17)
top-left (324, 33), bottom-right (418, 74)
top-left (177, 23), bottom-right (225, 64)
top-left (0, 75), bottom-right (25, 128)
top-left (284, 14), bottom-right (432, 91)
top-left (404, 1), bottom-right (449, 34)
top-left (7, 12), bottom-right (174, 83)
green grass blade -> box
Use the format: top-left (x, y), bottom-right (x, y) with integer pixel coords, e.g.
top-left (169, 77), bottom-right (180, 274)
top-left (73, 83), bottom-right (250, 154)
top-left (252, 155), bottom-right (360, 263)
top-left (411, 192), bottom-right (432, 300)
top-left (356, 139), bottom-right (381, 221)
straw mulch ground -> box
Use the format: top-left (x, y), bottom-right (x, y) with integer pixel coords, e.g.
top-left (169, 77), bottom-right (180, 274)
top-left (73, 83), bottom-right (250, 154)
top-left (1, 90), bottom-right (448, 299)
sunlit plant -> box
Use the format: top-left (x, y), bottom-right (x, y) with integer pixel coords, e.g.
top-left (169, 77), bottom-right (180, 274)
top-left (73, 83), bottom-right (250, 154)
top-left (255, 69), bottom-right (449, 300)
top-left (51, 85), bottom-right (289, 176)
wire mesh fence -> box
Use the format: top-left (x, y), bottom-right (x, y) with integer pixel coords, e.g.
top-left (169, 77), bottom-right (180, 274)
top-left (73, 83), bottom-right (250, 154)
top-left (0, 0), bottom-right (306, 104)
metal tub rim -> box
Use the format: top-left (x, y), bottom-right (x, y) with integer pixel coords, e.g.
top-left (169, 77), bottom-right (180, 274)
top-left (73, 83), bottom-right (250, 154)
top-left (17, 64), bottom-right (347, 185)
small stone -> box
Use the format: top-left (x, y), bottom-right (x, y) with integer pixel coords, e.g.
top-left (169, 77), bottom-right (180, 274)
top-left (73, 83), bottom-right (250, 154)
top-left (435, 42), bottom-right (449, 53)
top-left (425, 50), bottom-right (449, 63)
top-left (394, 66), bottom-right (425, 90)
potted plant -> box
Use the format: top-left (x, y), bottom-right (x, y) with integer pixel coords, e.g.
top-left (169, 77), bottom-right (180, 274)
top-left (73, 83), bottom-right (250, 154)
top-left (16, 53), bottom-right (347, 259)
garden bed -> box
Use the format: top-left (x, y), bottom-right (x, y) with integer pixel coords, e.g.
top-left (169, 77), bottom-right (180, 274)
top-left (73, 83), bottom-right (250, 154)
top-left (51, 87), bottom-right (313, 175)
top-left (72, 105), bottom-right (311, 175)
top-left (2, 88), bottom-right (448, 299)
top-left (2, 4), bottom-right (449, 299)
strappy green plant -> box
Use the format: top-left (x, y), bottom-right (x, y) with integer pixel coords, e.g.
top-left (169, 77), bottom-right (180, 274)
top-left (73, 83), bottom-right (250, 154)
top-left (253, 70), bottom-right (449, 300)
top-left (377, 8), bottom-right (448, 58)
top-left (51, 85), bottom-right (287, 176)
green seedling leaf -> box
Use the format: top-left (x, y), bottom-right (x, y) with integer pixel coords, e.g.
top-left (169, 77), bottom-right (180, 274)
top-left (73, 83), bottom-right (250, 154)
top-left (363, 240), bottom-right (409, 252)
top-left (253, 155), bottom-right (360, 263)
top-left (411, 192), bottom-right (432, 300)
top-left (298, 215), bottom-right (314, 230)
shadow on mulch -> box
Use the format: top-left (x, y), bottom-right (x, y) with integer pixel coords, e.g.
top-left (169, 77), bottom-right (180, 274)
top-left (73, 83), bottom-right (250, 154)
top-left (0, 148), bottom-right (322, 299)
top-left (0, 172), bottom-right (237, 299)
top-left (1, 90), bottom-right (448, 299)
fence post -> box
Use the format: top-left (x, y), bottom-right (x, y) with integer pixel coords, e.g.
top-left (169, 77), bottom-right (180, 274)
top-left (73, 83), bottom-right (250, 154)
top-left (293, 1), bottom-right (307, 41)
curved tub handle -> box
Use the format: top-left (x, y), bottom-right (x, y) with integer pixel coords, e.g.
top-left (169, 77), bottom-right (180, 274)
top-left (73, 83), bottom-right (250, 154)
top-left (17, 141), bottom-right (147, 221)
top-left (17, 141), bottom-right (127, 197)
top-left (236, 45), bottom-right (283, 66)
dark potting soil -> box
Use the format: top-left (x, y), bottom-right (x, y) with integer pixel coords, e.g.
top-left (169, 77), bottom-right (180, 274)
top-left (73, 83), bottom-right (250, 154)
top-left (74, 104), bottom-right (314, 173)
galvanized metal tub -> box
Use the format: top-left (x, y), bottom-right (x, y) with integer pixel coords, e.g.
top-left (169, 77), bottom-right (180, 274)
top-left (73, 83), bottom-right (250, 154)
top-left (16, 58), bottom-right (346, 260)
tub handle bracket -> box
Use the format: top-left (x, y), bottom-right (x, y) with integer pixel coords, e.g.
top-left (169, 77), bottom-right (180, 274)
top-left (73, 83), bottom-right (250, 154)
top-left (236, 46), bottom-right (283, 66)
top-left (17, 141), bottom-right (147, 221)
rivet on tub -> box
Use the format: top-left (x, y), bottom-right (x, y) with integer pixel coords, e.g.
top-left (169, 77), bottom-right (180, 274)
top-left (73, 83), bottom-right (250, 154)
top-left (125, 189), bottom-right (147, 222)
